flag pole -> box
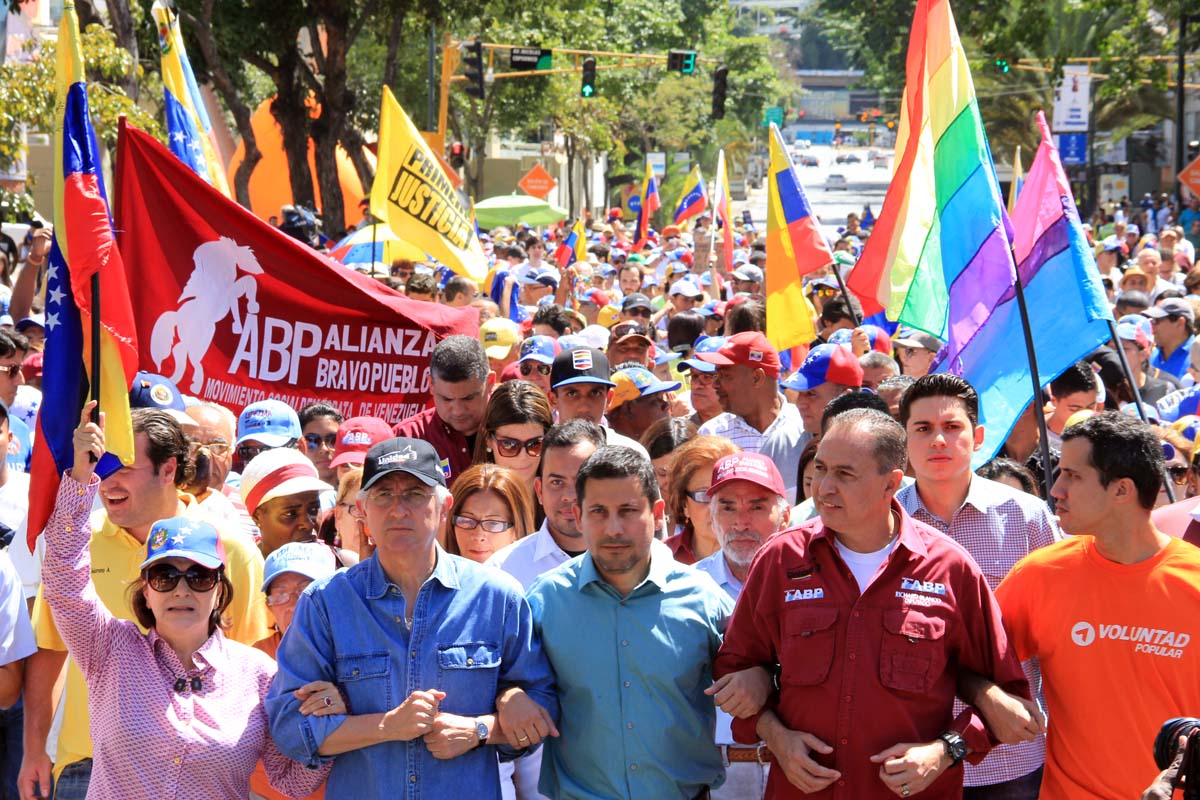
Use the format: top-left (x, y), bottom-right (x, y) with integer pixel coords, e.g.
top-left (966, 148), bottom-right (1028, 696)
top-left (1104, 318), bottom-right (1176, 503)
top-left (1007, 250), bottom-right (1056, 501)
top-left (830, 260), bottom-right (862, 326)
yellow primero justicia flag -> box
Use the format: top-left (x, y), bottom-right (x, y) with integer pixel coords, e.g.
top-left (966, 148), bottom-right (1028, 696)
top-left (370, 87), bottom-right (487, 281)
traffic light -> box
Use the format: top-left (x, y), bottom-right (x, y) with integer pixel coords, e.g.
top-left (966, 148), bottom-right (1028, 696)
top-left (667, 50), bottom-right (697, 74)
top-left (462, 40), bottom-right (485, 100)
top-left (711, 66), bottom-right (728, 119)
top-left (994, 57), bottom-right (1010, 73)
top-left (450, 142), bottom-right (465, 169)
top-left (581, 57), bottom-right (597, 98)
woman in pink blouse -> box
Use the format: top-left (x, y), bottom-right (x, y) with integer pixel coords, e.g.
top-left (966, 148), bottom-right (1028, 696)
top-left (42, 403), bottom-right (336, 799)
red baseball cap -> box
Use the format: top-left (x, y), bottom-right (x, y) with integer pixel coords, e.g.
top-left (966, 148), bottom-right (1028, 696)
top-left (708, 452), bottom-right (787, 499)
top-left (329, 416), bottom-right (395, 470)
top-left (695, 331), bottom-right (781, 377)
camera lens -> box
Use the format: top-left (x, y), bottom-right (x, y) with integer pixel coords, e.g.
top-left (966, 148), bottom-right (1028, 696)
top-left (1154, 717), bottom-right (1200, 769)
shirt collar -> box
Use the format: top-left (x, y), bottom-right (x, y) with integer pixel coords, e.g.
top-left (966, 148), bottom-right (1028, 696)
top-left (533, 520), bottom-right (569, 562)
top-left (904, 474), bottom-right (999, 520)
top-left (147, 626), bottom-right (229, 672)
top-left (576, 543), bottom-right (670, 595)
top-left (811, 498), bottom-right (929, 558)
top-left (364, 545), bottom-right (460, 600)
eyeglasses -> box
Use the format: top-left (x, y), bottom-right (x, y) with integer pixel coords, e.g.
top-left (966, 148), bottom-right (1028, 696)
top-left (685, 487), bottom-right (711, 503)
top-left (364, 486), bottom-right (435, 509)
top-left (491, 434), bottom-right (544, 458)
top-left (520, 363), bottom-right (552, 377)
top-left (304, 432), bottom-right (337, 451)
top-left (0, 364), bottom-right (20, 378)
top-left (1167, 465), bottom-right (1191, 485)
top-left (237, 444), bottom-right (270, 463)
top-left (453, 515), bottom-right (515, 533)
top-left (189, 439), bottom-right (230, 456)
top-left (144, 563), bottom-right (221, 593)
top-left (265, 581), bottom-right (313, 606)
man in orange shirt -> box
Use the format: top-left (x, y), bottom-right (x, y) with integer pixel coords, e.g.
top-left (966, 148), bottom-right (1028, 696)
top-left (983, 412), bottom-right (1200, 799)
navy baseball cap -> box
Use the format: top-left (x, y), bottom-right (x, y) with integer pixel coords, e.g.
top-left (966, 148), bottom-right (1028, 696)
top-left (781, 343), bottom-right (864, 391)
top-left (362, 437), bottom-right (446, 490)
top-left (549, 347), bottom-right (615, 389)
top-left (621, 293), bottom-right (652, 312)
top-left (130, 371), bottom-right (194, 428)
top-left (679, 336), bottom-right (727, 373)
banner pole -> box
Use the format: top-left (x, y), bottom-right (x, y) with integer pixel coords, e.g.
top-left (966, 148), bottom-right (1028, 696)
top-left (1008, 250), bottom-right (1054, 501)
top-left (1105, 318), bottom-right (1175, 503)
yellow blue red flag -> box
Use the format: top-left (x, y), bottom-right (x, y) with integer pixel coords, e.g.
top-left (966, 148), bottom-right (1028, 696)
top-left (555, 218), bottom-right (588, 268)
top-left (632, 162), bottom-right (660, 250)
top-left (151, 1), bottom-right (230, 197)
top-left (673, 165), bottom-right (708, 225)
top-left (29, 0), bottom-right (139, 548)
top-left (765, 123), bottom-right (826, 350)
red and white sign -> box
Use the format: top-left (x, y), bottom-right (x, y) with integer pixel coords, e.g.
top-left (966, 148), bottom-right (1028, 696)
top-left (518, 163), bottom-right (557, 198)
top-left (114, 125), bottom-right (477, 423)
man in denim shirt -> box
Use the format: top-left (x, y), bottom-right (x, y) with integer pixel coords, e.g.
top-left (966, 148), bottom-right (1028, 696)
top-left (267, 438), bottom-right (558, 799)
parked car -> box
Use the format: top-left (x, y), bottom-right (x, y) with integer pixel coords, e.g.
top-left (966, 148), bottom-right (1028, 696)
top-left (873, 155), bottom-right (889, 169)
top-left (835, 153), bottom-right (862, 164)
top-left (798, 155), bottom-right (820, 167)
top-left (826, 174), bottom-right (848, 190)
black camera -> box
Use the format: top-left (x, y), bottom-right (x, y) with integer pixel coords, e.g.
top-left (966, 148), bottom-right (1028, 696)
top-left (1155, 717), bottom-right (1200, 769)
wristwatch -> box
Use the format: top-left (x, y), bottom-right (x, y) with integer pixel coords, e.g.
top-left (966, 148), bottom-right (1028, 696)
top-left (474, 719), bottom-right (489, 745)
top-left (938, 731), bottom-right (968, 766)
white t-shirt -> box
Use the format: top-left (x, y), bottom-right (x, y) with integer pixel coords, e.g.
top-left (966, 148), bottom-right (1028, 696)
top-left (834, 536), bottom-right (895, 593)
top-left (0, 473), bottom-right (34, 598)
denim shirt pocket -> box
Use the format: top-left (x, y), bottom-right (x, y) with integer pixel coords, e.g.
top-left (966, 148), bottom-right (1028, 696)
top-left (335, 652), bottom-right (392, 712)
top-left (436, 642), bottom-right (501, 714)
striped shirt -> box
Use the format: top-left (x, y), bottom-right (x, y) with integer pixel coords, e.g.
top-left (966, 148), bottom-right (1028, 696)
top-left (698, 397), bottom-right (801, 454)
top-left (898, 475), bottom-right (1062, 787)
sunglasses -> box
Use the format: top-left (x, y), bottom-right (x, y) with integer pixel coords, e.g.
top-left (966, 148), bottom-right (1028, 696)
top-left (145, 563), bottom-right (221, 593)
top-left (491, 434), bottom-right (544, 458)
top-left (0, 364), bottom-right (20, 378)
top-left (685, 487), bottom-right (711, 503)
top-left (453, 515), bottom-right (515, 533)
top-left (625, 308), bottom-right (652, 319)
top-left (304, 432), bottom-right (337, 450)
top-left (237, 444), bottom-right (270, 463)
top-left (520, 362), bottom-right (552, 377)
top-left (1167, 465), bottom-right (1191, 485)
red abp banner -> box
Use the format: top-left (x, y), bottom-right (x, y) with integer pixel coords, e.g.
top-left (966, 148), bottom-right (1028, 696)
top-left (114, 124), bottom-right (477, 423)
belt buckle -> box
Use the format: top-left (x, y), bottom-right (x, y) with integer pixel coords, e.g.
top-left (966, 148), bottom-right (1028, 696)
top-left (756, 743), bottom-right (770, 764)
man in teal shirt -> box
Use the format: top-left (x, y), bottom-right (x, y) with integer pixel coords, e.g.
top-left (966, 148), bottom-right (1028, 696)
top-left (527, 445), bottom-right (733, 799)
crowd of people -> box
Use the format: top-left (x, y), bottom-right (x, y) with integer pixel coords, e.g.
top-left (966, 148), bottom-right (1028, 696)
top-left (0, 194), bottom-right (1195, 800)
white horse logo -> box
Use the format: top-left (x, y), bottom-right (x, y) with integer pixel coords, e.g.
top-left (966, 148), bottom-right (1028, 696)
top-left (150, 237), bottom-right (264, 392)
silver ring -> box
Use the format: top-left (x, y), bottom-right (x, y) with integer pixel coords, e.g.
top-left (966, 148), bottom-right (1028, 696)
top-left (323, 696), bottom-right (333, 707)
top-left (901, 786), bottom-right (910, 798)
top-left (517, 734), bottom-right (529, 741)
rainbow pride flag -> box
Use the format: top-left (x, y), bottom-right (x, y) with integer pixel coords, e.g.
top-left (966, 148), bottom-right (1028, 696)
top-left (846, 0), bottom-right (1015, 351)
top-left (951, 110), bottom-right (1111, 461)
top-left (29, 0), bottom-right (139, 546)
top-left (151, 1), bottom-right (230, 197)
top-left (765, 123), bottom-right (824, 351)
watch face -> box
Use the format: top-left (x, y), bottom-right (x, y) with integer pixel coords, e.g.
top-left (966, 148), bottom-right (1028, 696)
top-left (476, 722), bottom-right (488, 741)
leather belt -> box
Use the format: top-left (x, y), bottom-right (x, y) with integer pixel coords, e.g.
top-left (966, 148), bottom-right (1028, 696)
top-left (719, 744), bottom-right (774, 764)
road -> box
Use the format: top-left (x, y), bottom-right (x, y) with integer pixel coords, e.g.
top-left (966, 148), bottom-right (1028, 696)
top-left (743, 144), bottom-right (892, 241)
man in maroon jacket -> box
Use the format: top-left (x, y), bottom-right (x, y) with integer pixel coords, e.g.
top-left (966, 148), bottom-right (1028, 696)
top-left (714, 409), bottom-right (1029, 800)
top-left (392, 335), bottom-right (494, 485)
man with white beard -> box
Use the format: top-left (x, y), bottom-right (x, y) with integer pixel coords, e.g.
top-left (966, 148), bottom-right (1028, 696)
top-left (696, 451), bottom-right (791, 799)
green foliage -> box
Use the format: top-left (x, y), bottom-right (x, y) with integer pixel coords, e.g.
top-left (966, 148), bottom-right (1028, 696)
top-left (0, 23), bottom-right (162, 176)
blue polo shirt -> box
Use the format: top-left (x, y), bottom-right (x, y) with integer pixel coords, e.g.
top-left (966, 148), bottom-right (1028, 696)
top-left (1151, 333), bottom-right (1195, 380)
top-left (527, 546), bottom-right (732, 799)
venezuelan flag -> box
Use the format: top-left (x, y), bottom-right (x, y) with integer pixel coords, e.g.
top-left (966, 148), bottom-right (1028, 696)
top-left (673, 165), bottom-right (708, 225)
top-left (28, 0), bottom-right (139, 548)
top-left (151, 1), bottom-right (230, 197)
top-left (847, 0), bottom-right (1016, 345)
top-left (712, 149), bottom-right (734, 272)
top-left (1007, 145), bottom-right (1023, 214)
top-left (765, 123), bottom-right (826, 351)
top-left (632, 162), bottom-right (660, 250)
top-left (555, 218), bottom-right (588, 268)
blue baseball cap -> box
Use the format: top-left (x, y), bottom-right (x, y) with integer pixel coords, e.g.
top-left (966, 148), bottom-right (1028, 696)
top-left (517, 335), bottom-right (561, 365)
top-left (129, 371), bottom-right (195, 428)
top-left (655, 350), bottom-right (684, 366)
top-left (140, 516), bottom-right (225, 570)
top-left (781, 343), bottom-right (865, 391)
top-left (261, 541), bottom-right (338, 592)
top-left (236, 400), bottom-right (302, 447)
top-left (678, 336), bottom-right (727, 373)
top-left (669, 262), bottom-right (691, 275)
top-left (598, 264), bottom-right (617, 278)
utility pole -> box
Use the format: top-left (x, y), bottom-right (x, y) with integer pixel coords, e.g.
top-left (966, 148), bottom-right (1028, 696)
top-left (427, 27), bottom-right (437, 131)
top-left (1176, 10), bottom-right (1188, 202)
